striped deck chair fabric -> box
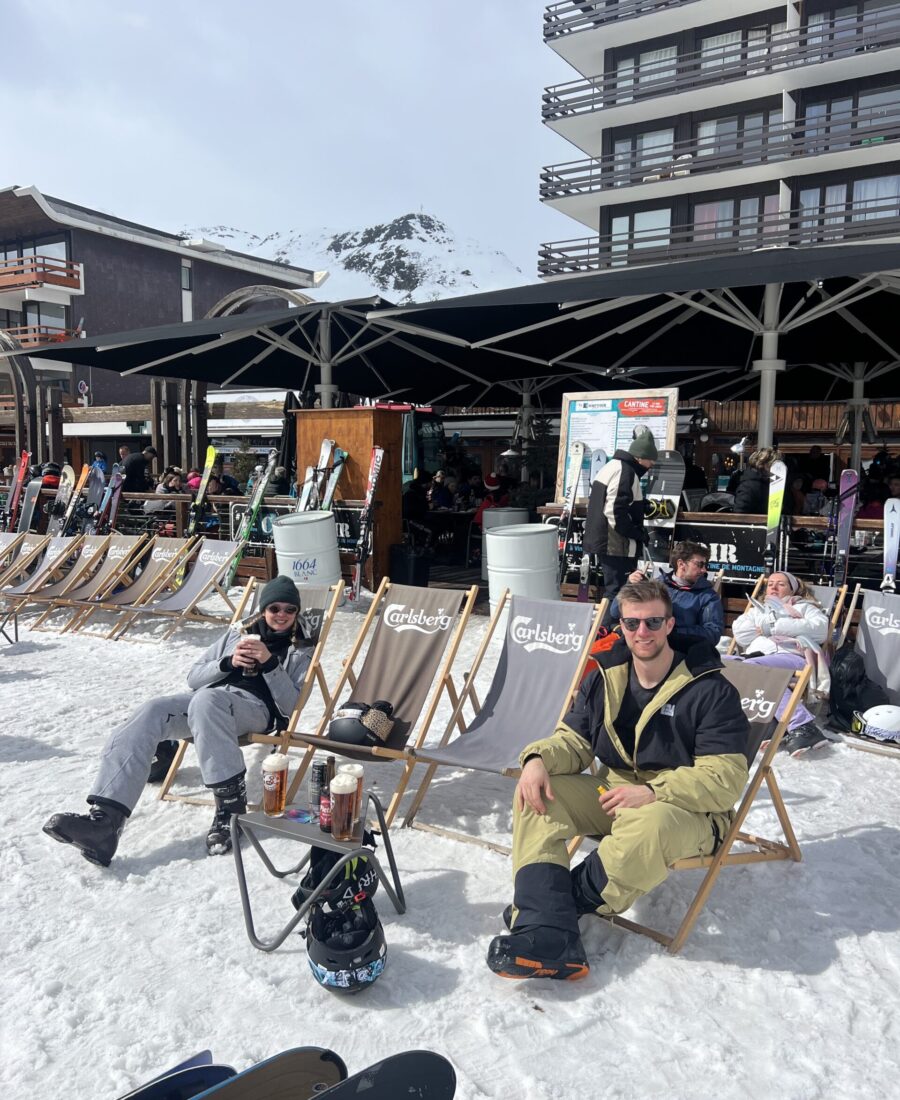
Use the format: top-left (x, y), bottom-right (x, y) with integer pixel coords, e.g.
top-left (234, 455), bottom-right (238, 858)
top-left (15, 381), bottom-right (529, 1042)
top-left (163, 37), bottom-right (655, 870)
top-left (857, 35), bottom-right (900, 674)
top-left (0, 532), bottom-right (50, 588)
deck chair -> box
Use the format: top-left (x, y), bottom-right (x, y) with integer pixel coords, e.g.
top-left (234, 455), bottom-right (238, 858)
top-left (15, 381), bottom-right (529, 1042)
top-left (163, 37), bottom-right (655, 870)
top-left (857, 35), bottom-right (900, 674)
top-left (808, 583), bottom-right (848, 647)
top-left (12, 534), bottom-right (113, 618)
top-left (106, 538), bottom-right (243, 642)
top-left (726, 573), bottom-right (766, 655)
top-left (401, 592), bottom-right (606, 849)
top-left (157, 580), bottom-right (344, 807)
top-left (854, 588), bottom-right (900, 706)
top-left (0, 532), bottom-right (51, 588)
top-left (68, 537), bottom-right (196, 636)
top-left (601, 661), bottom-right (811, 954)
top-left (29, 533), bottom-right (150, 632)
top-left (285, 578), bottom-right (479, 826)
top-left (0, 534), bottom-right (85, 607)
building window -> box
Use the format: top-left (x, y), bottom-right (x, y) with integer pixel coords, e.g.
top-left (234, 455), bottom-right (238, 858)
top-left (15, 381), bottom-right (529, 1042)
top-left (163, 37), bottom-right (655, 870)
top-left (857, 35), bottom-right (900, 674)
top-left (181, 261), bottom-right (193, 291)
top-left (693, 193), bottom-right (779, 246)
top-left (610, 208), bottom-right (672, 265)
top-left (613, 128), bottom-right (675, 184)
top-left (23, 301), bottom-right (67, 334)
top-left (804, 84), bottom-right (900, 154)
top-left (852, 173), bottom-right (900, 220)
top-left (614, 44), bottom-right (676, 103)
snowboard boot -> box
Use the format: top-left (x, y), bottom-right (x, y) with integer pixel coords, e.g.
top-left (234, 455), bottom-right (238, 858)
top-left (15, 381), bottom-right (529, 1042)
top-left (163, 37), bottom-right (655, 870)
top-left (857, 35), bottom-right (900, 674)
top-left (487, 925), bottom-right (589, 981)
top-left (502, 850), bottom-right (607, 931)
top-left (783, 722), bottom-right (830, 757)
top-left (147, 739), bottom-right (179, 784)
top-left (205, 772), bottom-right (247, 856)
top-left (43, 801), bottom-right (128, 867)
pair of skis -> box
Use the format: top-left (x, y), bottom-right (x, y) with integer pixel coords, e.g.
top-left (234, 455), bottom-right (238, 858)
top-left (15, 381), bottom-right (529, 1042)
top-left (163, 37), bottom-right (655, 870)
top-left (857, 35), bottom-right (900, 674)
top-left (297, 439), bottom-right (348, 512)
top-left (347, 445), bottom-right (384, 602)
top-left (1, 450), bottom-right (31, 531)
top-left (224, 448), bottom-right (277, 587)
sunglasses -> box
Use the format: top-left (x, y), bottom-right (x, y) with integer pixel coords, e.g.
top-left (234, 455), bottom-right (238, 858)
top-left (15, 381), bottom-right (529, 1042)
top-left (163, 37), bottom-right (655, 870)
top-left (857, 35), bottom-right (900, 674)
top-left (620, 616), bottom-right (668, 632)
top-left (265, 603), bottom-right (299, 615)
top-left (687, 559), bottom-right (709, 569)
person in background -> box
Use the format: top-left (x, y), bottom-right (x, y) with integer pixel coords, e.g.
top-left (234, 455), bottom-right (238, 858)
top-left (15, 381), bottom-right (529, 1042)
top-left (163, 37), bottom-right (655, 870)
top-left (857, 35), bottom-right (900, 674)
top-left (804, 478), bottom-right (829, 515)
top-left (118, 444), bottom-right (131, 463)
top-left (215, 469), bottom-right (241, 495)
top-left (613, 540), bottom-right (723, 648)
top-left (122, 446), bottom-right (157, 491)
top-left (583, 430), bottom-right (657, 613)
top-left (428, 470), bottom-right (453, 510)
top-left (91, 451), bottom-right (108, 475)
top-left (887, 472), bottom-right (900, 500)
top-left (790, 476), bottom-right (806, 516)
top-left (473, 472), bottom-right (509, 527)
top-left (143, 470), bottom-right (185, 513)
top-left (402, 470), bottom-right (430, 525)
top-left (856, 481), bottom-right (888, 520)
top-left (733, 448), bottom-right (781, 514)
top-left (267, 466), bottom-right (290, 496)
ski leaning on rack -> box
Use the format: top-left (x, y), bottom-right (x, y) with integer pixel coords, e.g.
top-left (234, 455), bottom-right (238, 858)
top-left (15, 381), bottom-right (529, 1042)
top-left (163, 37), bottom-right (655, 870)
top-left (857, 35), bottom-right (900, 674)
top-left (643, 449), bottom-right (685, 564)
top-left (1, 450), bottom-right (31, 531)
top-left (16, 477), bottom-right (44, 532)
top-left (557, 440), bottom-right (588, 589)
top-left (92, 463), bottom-right (124, 534)
top-left (881, 496), bottom-right (900, 593)
top-left (297, 438), bottom-right (335, 511)
top-left (50, 464), bottom-right (90, 536)
top-left (577, 448), bottom-right (606, 601)
top-left (348, 445), bottom-right (384, 602)
top-left (835, 468), bottom-right (859, 588)
top-left (320, 447), bottom-right (348, 510)
top-left (225, 449), bottom-right (277, 587)
top-left (176, 446), bottom-right (218, 583)
top-left (764, 459), bottom-right (787, 576)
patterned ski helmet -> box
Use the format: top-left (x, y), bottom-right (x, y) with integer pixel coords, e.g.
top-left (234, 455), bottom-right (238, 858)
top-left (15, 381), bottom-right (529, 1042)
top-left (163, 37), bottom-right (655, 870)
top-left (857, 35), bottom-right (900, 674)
top-left (306, 897), bottom-right (386, 994)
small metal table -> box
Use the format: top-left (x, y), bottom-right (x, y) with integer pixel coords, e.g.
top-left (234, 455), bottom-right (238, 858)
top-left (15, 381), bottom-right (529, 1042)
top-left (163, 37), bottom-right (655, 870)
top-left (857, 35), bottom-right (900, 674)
top-left (231, 791), bottom-right (405, 952)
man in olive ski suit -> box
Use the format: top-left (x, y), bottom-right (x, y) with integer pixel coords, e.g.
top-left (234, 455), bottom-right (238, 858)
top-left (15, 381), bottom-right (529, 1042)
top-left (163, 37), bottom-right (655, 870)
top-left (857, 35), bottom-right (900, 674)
top-left (487, 579), bottom-right (750, 981)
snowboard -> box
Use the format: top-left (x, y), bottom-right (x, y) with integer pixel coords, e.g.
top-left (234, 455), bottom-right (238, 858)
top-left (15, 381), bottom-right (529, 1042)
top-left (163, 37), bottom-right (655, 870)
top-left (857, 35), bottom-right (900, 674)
top-left (577, 449), bottom-right (607, 600)
top-left (764, 459), bottom-right (787, 576)
top-left (643, 449), bottom-right (686, 564)
top-left (881, 496), bottom-right (900, 593)
top-left (50, 464), bottom-right (89, 537)
top-left (348, 445), bottom-right (384, 602)
top-left (557, 440), bottom-right (588, 588)
top-left (116, 1062), bottom-right (235, 1100)
top-left (191, 1046), bottom-right (348, 1099)
top-left (93, 463), bottom-right (124, 534)
top-left (78, 465), bottom-right (107, 532)
top-left (16, 477), bottom-right (44, 532)
top-left (835, 468), bottom-right (859, 588)
top-left (1, 450), bottom-right (31, 531)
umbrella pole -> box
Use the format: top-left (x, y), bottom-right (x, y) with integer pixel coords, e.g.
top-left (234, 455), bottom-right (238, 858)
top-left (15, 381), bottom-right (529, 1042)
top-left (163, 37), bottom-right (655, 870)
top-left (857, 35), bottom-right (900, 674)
top-left (315, 313), bottom-right (338, 409)
top-left (752, 282), bottom-right (785, 449)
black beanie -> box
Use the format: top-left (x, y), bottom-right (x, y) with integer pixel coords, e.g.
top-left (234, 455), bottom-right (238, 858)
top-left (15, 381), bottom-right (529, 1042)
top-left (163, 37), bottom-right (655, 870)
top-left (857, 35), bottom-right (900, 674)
top-left (259, 575), bottom-right (301, 611)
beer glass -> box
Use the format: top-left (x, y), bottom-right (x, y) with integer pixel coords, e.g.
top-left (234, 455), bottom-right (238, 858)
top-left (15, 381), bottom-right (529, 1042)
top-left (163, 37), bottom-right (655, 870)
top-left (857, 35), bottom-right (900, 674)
top-left (261, 754), bottom-right (289, 817)
top-left (330, 773), bottom-right (358, 841)
top-left (338, 763), bottom-right (364, 824)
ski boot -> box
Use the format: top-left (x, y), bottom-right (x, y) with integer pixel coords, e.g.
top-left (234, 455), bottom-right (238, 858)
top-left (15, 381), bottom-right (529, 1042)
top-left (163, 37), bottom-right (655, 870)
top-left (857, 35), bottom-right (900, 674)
top-left (487, 925), bottom-right (589, 981)
top-left (205, 773), bottom-right (247, 855)
top-left (43, 802), bottom-right (127, 867)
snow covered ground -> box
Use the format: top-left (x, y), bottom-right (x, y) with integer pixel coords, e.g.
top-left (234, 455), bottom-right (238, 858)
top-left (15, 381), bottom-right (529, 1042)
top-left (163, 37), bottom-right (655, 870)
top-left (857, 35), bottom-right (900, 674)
top-left (2, 600), bottom-right (900, 1099)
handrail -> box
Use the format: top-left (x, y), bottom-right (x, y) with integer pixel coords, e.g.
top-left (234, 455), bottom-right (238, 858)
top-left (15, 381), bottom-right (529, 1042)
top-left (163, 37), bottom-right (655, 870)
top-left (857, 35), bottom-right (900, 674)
top-left (538, 200), bottom-right (900, 276)
top-left (0, 254), bottom-right (81, 289)
top-left (4, 325), bottom-right (80, 347)
top-left (540, 101), bottom-right (900, 197)
top-left (544, 0), bottom-right (701, 40)
top-left (542, 8), bottom-right (900, 120)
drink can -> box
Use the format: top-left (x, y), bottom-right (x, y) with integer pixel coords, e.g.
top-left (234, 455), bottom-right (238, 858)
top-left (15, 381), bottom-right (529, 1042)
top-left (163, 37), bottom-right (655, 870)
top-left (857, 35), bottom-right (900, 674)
top-left (330, 773), bottom-right (357, 841)
top-left (309, 762), bottom-right (327, 819)
top-left (319, 786), bottom-right (332, 833)
top-left (261, 754), bottom-right (289, 817)
top-left (337, 763), bottom-right (364, 824)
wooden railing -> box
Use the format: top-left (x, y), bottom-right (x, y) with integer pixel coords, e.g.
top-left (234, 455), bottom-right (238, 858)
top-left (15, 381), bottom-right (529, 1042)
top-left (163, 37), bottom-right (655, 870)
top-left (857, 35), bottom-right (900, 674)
top-left (538, 200), bottom-right (900, 277)
top-left (540, 102), bottom-right (900, 199)
top-left (0, 254), bottom-right (81, 291)
top-left (544, 0), bottom-right (700, 40)
top-left (542, 8), bottom-right (900, 121)
top-left (4, 325), bottom-right (79, 348)
top-left (691, 399), bottom-right (900, 435)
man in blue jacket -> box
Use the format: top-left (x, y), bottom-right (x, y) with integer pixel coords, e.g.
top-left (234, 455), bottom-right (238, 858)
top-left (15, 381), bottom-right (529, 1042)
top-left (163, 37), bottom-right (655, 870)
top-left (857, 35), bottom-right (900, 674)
top-left (611, 539), bottom-right (724, 648)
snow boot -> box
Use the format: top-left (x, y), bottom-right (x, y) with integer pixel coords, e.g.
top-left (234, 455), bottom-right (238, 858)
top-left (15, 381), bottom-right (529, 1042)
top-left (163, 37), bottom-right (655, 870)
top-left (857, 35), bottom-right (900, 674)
top-left (205, 772), bottom-right (247, 855)
top-left (487, 926), bottom-right (589, 981)
top-left (42, 802), bottom-right (128, 867)
top-left (147, 739), bottom-right (179, 784)
top-left (784, 722), bottom-right (830, 757)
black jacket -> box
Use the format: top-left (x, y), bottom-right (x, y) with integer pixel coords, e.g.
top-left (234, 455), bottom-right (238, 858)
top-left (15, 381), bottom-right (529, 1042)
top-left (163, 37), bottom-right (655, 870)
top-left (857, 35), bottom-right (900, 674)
top-left (122, 453), bottom-right (152, 490)
top-left (733, 466), bottom-right (769, 514)
top-left (583, 449), bottom-right (647, 558)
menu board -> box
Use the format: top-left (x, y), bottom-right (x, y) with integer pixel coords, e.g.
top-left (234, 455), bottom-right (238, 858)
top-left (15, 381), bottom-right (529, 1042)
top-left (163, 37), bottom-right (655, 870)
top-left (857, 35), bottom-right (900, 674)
top-left (556, 389), bottom-right (679, 503)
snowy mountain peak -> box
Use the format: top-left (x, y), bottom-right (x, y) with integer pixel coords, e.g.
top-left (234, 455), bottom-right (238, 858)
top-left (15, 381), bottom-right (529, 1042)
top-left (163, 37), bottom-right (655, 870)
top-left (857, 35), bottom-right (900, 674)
top-left (184, 212), bottom-right (525, 304)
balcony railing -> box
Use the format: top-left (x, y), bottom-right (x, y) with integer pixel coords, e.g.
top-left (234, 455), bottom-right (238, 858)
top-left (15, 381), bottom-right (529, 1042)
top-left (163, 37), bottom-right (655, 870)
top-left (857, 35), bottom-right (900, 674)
top-left (0, 254), bottom-right (82, 292)
top-left (543, 0), bottom-right (700, 40)
top-left (4, 325), bottom-right (79, 348)
top-left (543, 8), bottom-right (900, 121)
top-left (541, 102), bottom-right (900, 198)
top-left (538, 199), bottom-right (900, 276)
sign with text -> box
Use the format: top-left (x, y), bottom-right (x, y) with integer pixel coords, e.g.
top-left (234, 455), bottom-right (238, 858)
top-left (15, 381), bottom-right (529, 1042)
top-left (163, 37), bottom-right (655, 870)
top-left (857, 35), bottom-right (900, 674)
top-left (673, 520), bottom-right (767, 580)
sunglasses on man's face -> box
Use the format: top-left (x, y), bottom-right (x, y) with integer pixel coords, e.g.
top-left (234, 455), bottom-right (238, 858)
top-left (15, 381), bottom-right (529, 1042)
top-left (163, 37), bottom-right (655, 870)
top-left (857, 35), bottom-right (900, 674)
top-left (620, 616), bottom-right (668, 632)
top-left (266, 604), bottom-right (299, 615)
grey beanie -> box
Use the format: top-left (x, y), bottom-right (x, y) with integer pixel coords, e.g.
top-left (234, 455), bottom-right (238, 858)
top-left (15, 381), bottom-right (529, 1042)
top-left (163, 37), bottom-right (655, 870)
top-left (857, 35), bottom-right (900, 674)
top-left (259, 575), bottom-right (301, 611)
top-left (628, 432), bottom-right (658, 461)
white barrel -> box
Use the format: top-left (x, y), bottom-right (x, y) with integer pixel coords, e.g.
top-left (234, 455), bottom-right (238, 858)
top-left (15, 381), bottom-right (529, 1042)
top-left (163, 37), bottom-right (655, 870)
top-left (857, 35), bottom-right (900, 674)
top-left (272, 511), bottom-right (343, 597)
top-left (485, 524), bottom-right (559, 613)
top-left (480, 507), bottom-right (529, 580)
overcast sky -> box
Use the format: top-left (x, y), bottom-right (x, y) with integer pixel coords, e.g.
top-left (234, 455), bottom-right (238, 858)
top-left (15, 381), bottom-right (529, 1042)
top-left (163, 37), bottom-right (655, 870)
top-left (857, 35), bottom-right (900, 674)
top-left (6, 0), bottom-right (577, 275)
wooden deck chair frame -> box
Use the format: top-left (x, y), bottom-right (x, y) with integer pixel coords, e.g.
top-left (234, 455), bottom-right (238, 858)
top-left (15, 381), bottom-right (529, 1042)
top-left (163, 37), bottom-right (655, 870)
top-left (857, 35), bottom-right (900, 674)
top-left (836, 581), bottom-right (862, 650)
top-left (157, 581), bottom-right (344, 808)
top-left (0, 531), bottom-right (28, 585)
top-left (0, 533), bottom-right (85, 608)
top-left (597, 662), bottom-right (812, 955)
top-left (69, 537), bottom-right (197, 637)
top-left (399, 592), bottom-right (607, 853)
top-left (106, 538), bottom-right (243, 643)
top-left (29, 533), bottom-right (151, 632)
top-left (14, 534), bottom-right (114, 620)
top-left (726, 573), bottom-right (766, 655)
top-left (0, 533), bottom-right (51, 589)
top-left (285, 577), bottom-right (480, 827)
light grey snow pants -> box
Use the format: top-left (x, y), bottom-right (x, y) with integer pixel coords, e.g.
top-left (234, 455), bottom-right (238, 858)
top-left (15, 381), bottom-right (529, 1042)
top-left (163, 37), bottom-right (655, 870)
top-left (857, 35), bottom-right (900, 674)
top-left (89, 686), bottom-right (271, 813)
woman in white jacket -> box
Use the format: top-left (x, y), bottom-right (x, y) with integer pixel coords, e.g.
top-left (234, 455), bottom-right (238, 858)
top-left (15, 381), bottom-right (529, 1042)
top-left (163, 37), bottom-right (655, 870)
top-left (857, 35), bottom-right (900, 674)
top-left (731, 571), bottom-right (829, 755)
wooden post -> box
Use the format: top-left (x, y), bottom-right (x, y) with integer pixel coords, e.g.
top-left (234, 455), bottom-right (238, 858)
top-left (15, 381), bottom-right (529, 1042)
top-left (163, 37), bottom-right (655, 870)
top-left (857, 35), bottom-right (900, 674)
top-left (190, 381), bottom-right (208, 468)
top-left (150, 379), bottom-right (163, 460)
top-left (179, 379), bottom-right (192, 471)
top-left (162, 381), bottom-right (179, 470)
top-left (46, 389), bottom-right (64, 464)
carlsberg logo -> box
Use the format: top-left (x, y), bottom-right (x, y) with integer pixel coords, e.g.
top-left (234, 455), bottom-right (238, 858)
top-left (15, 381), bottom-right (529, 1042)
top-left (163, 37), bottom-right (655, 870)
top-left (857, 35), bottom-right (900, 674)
top-left (510, 615), bottom-right (584, 655)
top-left (866, 606), bottom-right (900, 635)
top-left (199, 548), bottom-right (231, 567)
top-left (384, 603), bottom-right (452, 634)
top-left (740, 688), bottom-right (777, 721)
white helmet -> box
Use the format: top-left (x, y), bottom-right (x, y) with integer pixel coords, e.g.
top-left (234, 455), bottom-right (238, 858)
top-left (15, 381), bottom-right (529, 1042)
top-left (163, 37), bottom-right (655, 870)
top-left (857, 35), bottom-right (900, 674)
top-left (852, 705), bottom-right (900, 742)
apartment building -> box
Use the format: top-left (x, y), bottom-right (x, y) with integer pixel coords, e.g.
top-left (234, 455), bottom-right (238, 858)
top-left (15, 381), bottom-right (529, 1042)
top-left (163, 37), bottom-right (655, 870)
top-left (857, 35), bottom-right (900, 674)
top-left (539, 0), bottom-right (900, 275)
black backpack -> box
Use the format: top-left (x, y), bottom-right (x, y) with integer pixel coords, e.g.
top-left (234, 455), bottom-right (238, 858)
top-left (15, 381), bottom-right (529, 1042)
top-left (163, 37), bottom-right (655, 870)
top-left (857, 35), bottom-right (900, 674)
top-left (829, 644), bottom-right (889, 729)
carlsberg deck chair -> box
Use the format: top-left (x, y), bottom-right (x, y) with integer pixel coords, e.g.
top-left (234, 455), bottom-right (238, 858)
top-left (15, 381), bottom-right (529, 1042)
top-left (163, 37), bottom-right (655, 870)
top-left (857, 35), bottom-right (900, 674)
top-left (158, 580), bottom-right (344, 807)
top-left (401, 592), bottom-right (605, 850)
top-left (601, 661), bottom-right (810, 954)
top-left (13, 534), bottom-right (113, 617)
top-left (286, 578), bottom-right (479, 826)
top-left (106, 538), bottom-right (243, 642)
